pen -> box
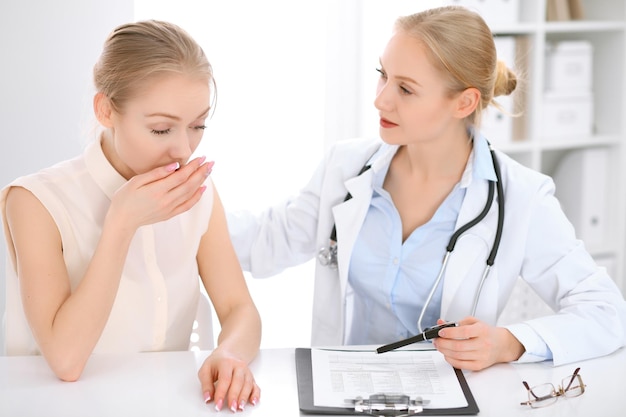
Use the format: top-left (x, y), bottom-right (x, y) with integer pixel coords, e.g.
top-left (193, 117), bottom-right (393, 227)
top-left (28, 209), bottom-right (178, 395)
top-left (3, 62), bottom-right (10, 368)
top-left (376, 322), bottom-right (458, 354)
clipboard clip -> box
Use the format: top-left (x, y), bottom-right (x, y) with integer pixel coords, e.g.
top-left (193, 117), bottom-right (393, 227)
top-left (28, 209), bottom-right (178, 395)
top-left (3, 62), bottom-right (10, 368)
top-left (347, 393), bottom-right (429, 416)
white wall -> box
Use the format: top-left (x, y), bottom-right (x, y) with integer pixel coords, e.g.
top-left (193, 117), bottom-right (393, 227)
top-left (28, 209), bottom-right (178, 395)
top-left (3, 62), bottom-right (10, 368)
top-left (0, 1), bottom-right (134, 352)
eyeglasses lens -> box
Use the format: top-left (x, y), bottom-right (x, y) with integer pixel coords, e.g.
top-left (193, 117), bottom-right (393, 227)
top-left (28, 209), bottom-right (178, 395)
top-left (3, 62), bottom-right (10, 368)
top-left (528, 383), bottom-right (557, 408)
top-left (563, 374), bottom-right (585, 398)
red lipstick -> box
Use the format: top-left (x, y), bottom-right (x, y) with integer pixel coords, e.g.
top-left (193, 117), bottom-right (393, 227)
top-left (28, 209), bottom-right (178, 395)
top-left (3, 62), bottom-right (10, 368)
top-left (379, 118), bottom-right (398, 128)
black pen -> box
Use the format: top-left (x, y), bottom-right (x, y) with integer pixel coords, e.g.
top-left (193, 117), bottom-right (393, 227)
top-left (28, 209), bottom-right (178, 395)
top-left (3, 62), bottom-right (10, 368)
top-left (376, 322), bottom-right (458, 354)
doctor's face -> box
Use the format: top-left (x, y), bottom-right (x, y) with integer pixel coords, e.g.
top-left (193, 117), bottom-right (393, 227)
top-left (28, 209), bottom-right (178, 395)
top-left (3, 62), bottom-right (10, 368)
top-left (104, 73), bottom-right (211, 180)
top-left (374, 30), bottom-right (463, 146)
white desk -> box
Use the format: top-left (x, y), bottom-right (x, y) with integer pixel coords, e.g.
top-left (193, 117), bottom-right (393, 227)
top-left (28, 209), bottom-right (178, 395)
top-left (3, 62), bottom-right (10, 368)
top-left (1, 346), bottom-right (624, 417)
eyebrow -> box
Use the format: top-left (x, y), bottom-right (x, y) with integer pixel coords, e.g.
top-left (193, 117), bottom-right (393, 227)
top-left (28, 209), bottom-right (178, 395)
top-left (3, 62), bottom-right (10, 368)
top-left (145, 106), bottom-right (211, 121)
top-left (395, 75), bottom-right (421, 86)
top-left (378, 60), bottom-right (421, 87)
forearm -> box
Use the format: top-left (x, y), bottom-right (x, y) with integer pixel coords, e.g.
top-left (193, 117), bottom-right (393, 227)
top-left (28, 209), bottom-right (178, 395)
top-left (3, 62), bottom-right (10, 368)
top-left (37, 221), bottom-right (135, 380)
top-left (214, 303), bottom-right (262, 363)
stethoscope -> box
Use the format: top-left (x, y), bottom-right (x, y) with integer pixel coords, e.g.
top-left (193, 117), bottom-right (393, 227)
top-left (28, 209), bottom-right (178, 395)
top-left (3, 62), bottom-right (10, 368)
top-left (317, 142), bottom-right (505, 332)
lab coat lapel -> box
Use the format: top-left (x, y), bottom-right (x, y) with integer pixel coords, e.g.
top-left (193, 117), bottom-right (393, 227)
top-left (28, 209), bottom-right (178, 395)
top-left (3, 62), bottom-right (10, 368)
top-left (333, 169), bottom-right (375, 299)
top-left (332, 144), bottom-right (396, 299)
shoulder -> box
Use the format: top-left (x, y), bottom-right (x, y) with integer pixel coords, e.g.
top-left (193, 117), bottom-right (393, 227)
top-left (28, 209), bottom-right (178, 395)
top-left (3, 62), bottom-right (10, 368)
top-left (2, 181), bottom-right (60, 258)
top-left (3, 186), bottom-right (47, 227)
top-left (2, 154), bottom-right (83, 207)
top-left (491, 149), bottom-right (560, 223)
top-left (493, 149), bottom-right (554, 195)
top-left (1, 154), bottom-right (88, 234)
top-left (4, 184), bottom-right (40, 207)
top-left (6, 154), bottom-right (87, 193)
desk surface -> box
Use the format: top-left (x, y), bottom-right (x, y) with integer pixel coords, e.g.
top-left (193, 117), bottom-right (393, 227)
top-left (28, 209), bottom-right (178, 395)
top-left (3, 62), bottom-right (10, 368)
top-left (1, 346), bottom-right (624, 417)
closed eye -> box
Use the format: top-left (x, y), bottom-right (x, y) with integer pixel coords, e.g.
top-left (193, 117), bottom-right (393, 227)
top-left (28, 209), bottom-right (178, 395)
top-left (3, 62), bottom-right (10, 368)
top-left (151, 128), bottom-right (171, 135)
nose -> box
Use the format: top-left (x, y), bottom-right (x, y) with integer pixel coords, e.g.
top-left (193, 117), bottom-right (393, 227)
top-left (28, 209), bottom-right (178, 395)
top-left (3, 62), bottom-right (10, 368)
top-left (374, 79), bottom-right (392, 112)
top-left (169, 131), bottom-right (193, 162)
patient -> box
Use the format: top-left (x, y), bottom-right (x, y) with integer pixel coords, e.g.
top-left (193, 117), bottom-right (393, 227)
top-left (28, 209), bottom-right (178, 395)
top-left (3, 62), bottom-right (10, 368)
top-left (1, 19), bottom-right (260, 413)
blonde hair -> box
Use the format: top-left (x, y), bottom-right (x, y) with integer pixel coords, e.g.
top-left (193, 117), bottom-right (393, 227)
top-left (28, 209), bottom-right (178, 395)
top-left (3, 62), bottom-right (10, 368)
top-left (93, 20), bottom-right (215, 114)
top-left (395, 6), bottom-right (517, 127)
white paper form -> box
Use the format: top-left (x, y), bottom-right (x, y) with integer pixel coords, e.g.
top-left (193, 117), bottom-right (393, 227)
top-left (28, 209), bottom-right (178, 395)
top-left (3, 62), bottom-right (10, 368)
top-left (311, 348), bottom-right (468, 409)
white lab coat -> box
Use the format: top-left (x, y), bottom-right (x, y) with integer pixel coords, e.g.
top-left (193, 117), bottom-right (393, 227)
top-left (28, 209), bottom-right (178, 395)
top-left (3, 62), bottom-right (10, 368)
top-left (228, 137), bottom-right (626, 366)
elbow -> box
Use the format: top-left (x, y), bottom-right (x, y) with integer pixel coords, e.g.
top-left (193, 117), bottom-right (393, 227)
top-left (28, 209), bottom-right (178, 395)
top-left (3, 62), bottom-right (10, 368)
top-left (52, 362), bottom-right (85, 382)
top-left (46, 354), bottom-right (87, 382)
top-left (55, 369), bottom-right (83, 382)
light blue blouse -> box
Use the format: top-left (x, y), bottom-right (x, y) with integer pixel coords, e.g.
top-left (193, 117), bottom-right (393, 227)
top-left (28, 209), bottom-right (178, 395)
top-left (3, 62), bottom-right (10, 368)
top-left (346, 137), bottom-right (496, 345)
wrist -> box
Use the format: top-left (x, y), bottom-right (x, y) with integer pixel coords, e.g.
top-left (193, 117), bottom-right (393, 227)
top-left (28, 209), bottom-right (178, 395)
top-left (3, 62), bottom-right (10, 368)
top-left (500, 327), bottom-right (525, 362)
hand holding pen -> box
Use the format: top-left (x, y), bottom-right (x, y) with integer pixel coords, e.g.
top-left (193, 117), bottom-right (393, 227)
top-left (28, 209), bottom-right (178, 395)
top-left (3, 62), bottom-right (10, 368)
top-left (376, 322), bottom-right (458, 354)
top-left (379, 317), bottom-right (527, 372)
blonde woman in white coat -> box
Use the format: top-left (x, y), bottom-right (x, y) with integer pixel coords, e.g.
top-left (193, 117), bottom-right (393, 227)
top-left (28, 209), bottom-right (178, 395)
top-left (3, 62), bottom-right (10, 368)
top-left (228, 6), bottom-right (626, 371)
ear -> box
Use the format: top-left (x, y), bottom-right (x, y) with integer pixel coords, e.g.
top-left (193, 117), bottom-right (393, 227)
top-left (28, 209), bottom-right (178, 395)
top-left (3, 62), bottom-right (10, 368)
top-left (454, 87), bottom-right (481, 119)
top-left (93, 92), bottom-right (114, 128)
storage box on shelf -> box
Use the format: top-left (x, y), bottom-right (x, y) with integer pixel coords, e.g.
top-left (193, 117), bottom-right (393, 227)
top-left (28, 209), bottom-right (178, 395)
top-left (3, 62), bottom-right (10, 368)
top-left (544, 40), bottom-right (593, 93)
top-left (541, 92), bottom-right (594, 137)
top-left (541, 40), bottom-right (594, 138)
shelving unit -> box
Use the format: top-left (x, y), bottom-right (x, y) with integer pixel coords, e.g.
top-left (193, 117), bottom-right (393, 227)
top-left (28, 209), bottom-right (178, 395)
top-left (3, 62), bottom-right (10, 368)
top-left (486, 0), bottom-right (626, 292)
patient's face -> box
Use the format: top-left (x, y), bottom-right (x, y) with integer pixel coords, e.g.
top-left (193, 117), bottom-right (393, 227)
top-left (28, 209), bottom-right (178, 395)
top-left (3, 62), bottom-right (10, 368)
top-left (106, 73), bottom-right (211, 180)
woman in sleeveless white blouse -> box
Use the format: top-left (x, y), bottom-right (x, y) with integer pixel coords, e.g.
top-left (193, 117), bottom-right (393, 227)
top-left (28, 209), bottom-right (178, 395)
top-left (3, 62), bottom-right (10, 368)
top-left (0, 20), bottom-right (261, 413)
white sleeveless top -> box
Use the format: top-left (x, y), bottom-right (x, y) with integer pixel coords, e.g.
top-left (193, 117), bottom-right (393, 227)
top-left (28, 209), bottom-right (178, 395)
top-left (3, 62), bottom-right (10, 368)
top-left (1, 139), bottom-right (214, 355)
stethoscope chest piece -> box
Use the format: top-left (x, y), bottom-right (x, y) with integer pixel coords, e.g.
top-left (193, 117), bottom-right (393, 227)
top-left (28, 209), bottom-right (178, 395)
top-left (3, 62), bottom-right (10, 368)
top-left (317, 241), bottom-right (338, 269)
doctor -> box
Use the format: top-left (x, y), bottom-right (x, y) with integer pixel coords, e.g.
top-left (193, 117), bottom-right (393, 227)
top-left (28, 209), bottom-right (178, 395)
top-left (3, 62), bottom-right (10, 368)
top-left (228, 6), bottom-right (626, 371)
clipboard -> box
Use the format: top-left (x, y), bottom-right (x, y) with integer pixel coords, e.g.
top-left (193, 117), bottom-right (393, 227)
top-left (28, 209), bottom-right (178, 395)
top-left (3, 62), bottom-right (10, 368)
top-left (295, 348), bottom-right (479, 415)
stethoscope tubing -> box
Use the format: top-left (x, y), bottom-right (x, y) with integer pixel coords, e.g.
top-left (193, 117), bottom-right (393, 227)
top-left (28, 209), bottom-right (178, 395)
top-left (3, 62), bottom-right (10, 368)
top-left (417, 165), bottom-right (499, 332)
top-left (318, 142), bottom-right (505, 333)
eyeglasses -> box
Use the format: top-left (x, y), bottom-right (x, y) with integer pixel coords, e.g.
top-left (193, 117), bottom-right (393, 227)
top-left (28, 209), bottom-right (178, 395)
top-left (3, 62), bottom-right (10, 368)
top-left (520, 367), bottom-right (586, 408)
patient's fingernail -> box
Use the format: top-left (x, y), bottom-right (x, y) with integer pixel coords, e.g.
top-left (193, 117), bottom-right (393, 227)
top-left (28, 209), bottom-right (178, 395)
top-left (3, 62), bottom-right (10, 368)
top-left (238, 400), bottom-right (246, 411)
top-left (206, 160), bottom-right (215, 171)
top-left (203, 392), bottom-right (211, 404)
top-left (215, 398), bottom-right (223, 411)
top-left (230, 400), bottom-right (237, 413)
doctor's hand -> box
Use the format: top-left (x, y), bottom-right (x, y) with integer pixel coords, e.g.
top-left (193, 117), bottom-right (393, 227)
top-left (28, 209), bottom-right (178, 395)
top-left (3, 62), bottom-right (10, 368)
top-left (431, 317), bottom-right (525, 371)
top-left (198, 347), bottom-right (261, 413)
